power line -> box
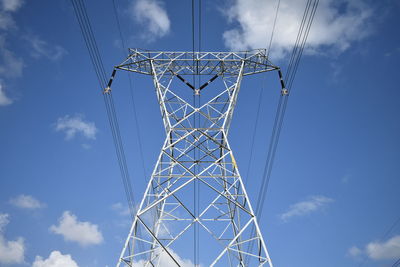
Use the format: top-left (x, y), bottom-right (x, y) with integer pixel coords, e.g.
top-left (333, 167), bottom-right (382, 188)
top-left (255, 0), bottom-right (319, 224)
top-left (392, 257), bottom-right (400, 267)
top-left (246, 1), bottom-right (319, 264)
top-left (259, 0), bottom-right (319, 234)
top-left (266, 0), bottom-right (281, 60)
top-left (244, 86), bottom-right (264, 186)
top-left (70, 0), bottom-right (136, 219)
top-left (285, 0), bottom-right (319, 88)
top-left (111, 0), bottom-right (148, 183)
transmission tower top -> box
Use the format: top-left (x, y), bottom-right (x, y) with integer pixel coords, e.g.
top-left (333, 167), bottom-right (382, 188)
top-left (110, 48), bottom-right (285, 267)
top-left (115, 48), bottom-right (279, 77)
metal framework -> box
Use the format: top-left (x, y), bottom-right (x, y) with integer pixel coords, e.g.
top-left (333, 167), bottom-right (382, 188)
top-left (111, 49), bottom-right (280, 267)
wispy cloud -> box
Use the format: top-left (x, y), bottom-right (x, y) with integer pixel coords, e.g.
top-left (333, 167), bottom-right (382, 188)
top-left (349, 235), bottom-right (400, 261)
top-left (0, 36), bottom-right (24, 79)
top-left (131, 0), bottom-right (170, 41)
top-left (0, 81), bottom-right (12, 106)
top-left (279, 195), bottom-right (333, 222)
top-left (25, 34), bottom-right (67, 61)
top-left (0, 213), bottom-right (25, 264)
top-left (50, 211), bottom-right (103, 247)
top-left (55, 114), bottom-right (97, 140)
top-left (1, 0), bottom-right (24, 12)
top-left (33, 251), bottom-right (79, 267)
top-left (223, 0), bottom-right (372, 60)
top-left (9, 194), bottom-right (45, 209)
top-left (0, 1), bottom-right (24, 107)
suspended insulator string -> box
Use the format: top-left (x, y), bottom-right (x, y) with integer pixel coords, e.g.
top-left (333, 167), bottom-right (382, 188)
top-left (112, 0), bottom-right (148, 183)
top-left (70, 0), bottom-right (136, 220)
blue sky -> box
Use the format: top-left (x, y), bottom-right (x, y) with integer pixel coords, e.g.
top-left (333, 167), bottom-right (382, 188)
top-left (0, 0), bottom-right (400, 266)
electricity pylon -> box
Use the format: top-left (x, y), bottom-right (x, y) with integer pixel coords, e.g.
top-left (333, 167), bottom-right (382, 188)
top-left (110, 49), bottom-right (281, 267)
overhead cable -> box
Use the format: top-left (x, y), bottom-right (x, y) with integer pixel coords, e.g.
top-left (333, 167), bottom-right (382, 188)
top-left (111, 0), bottom-right (148, 183)
top-left (246, 0), bottom-right (319, 264)
top-left (70, 0), bottom-right (136, 219)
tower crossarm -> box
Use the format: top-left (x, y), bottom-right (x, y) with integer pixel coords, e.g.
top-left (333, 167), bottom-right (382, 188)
top-left (115, 49), bottom-right (279, 76)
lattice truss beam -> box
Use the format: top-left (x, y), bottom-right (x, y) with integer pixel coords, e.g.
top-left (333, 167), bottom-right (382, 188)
top-left (113, 49), bottom-right (279, 267)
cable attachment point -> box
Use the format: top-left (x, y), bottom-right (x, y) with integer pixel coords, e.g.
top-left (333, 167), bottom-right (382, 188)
top-left (195, 89), bottom-right (200, 95)
top-left (103, 86), bottom-right (111, 94)
top-left (281, 88), bottom-right (289, 96)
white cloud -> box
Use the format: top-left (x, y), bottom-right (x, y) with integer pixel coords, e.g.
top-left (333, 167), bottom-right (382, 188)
top-left (131, 0), bottom-right (170, 41)
top-left (0, 213), bottom-right (25, 264)
top-left (10, 194), bottom-right (45, 209)
top-left (223, 0), bottom-right (372, 60)
top-left (26, 35), bottom-right (67, 61)
top-left (1, 0), bottom-right (23, 12)
top-left (348, 246), bottom-right (362, 257)
top-left (55, 115), bottom-right (97, 140)
top-left (0, 82), bottom-right (12, 106)
top-left (50, 211), bottom-right (103, 247)
top-left (279, 195), bottom-right (333, 222)
top-left (349, 235), bottom-right (400, 261)
top-left (33, 251), bottom-right (79, 267)
top-left (132, 248), bottom-right (196, 267)
top-left (366, 235), bottom-right (400, 260)
top-left (0, 236), bottom-right (24, 264)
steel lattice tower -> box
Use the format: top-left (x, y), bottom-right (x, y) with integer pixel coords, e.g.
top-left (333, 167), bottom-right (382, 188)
top-left (110, 49), bottom-right (281, 267)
